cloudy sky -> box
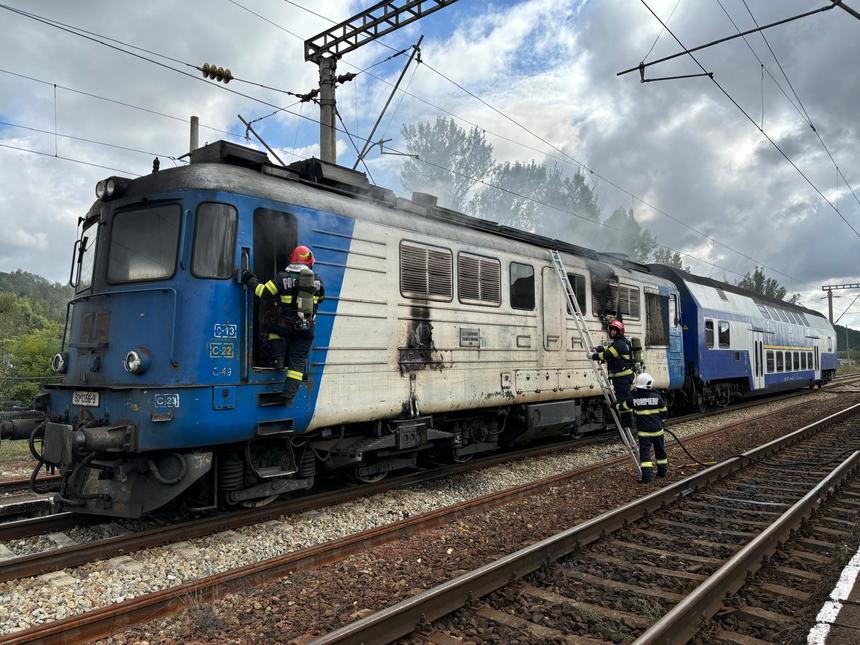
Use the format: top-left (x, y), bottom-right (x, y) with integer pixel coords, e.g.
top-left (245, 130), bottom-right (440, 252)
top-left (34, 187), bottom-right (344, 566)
top-left (1, 0), bottom-right (859, 323)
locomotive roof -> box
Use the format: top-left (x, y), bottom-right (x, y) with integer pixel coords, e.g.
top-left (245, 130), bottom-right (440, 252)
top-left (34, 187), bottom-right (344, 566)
top-left (648, 265), bottom-right (826, 320)
top-left (88, 140), bottom-right (657, 277)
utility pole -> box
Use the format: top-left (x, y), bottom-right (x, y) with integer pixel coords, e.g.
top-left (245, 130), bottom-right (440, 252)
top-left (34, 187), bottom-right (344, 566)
top-left (303, 0), bottom-right (459, 165)
top-left (822, 283), bottom-right (860, 323)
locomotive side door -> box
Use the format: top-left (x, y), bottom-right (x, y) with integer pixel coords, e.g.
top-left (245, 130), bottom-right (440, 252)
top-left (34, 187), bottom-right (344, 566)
top-left (541, 267), bottom-right (563, 355)
top-left (251, 208), bottom-right (297, 367)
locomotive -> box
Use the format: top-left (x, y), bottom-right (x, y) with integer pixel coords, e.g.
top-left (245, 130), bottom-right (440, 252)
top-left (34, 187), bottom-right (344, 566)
top-left (0, 140), bottom-right (836, 517)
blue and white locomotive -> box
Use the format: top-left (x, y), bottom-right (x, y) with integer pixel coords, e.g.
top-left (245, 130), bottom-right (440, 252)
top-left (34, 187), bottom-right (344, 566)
top-left (6, 140), bottom-right (834, 517)
top-left (4, 141), bottom-right (689, 517)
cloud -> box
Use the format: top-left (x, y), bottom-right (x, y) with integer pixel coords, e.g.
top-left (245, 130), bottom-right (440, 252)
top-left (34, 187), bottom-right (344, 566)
top-left (0, 0), bottom-right (858, 324)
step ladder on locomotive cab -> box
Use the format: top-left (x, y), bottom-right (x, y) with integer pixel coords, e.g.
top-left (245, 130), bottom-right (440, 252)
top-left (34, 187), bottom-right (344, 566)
top-left (549, 249), bottom-right (642, 476)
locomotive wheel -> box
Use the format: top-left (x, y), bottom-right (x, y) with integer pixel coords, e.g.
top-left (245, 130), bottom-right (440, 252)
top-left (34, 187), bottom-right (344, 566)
top-left (451, 452), bottom-right (474, 463)
top-left (350, 466), bottom-right (387, 484)
top-left (239, 494), bottom-right (278, 509)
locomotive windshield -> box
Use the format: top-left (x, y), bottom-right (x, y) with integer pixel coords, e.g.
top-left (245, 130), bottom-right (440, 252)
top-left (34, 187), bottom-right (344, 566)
top-left (107, 204), bottom-right (181, 283)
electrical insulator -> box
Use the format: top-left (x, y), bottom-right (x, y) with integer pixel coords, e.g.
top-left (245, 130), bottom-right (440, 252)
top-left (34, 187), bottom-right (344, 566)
top-left (200, 63), bottom-right (233, 84)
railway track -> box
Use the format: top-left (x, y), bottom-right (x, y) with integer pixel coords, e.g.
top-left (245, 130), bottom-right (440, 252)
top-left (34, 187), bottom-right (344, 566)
top-left (3, 400), bottom-right (858, 643)
top-left (0, 382), bottom-right (856, 586)
top-left (310, 403), bottom-right (860, 644)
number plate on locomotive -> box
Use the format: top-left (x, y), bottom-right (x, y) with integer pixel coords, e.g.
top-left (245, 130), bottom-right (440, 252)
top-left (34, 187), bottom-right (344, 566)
top-left (72, 391), bottom-right (99, 407)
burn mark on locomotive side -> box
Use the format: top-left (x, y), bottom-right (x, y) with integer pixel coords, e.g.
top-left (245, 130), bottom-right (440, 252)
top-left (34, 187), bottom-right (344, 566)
top-left (399, 304), bottom-right (443, 374)
top-left (586, 260), bottom-right (620, 327)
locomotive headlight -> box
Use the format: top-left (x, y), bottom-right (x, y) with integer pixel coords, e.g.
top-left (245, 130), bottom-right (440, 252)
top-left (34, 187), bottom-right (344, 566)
top-left (51, 352), bottom-right (68, 374)
top-left (123, 349), bottom-right (151, 375)
top-left (105, 177), bottom-right (117, 197)
top-left (95, 180), bottom-right (106, 199)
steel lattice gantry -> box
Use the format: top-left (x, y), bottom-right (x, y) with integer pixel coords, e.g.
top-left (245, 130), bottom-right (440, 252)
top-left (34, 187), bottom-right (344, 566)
top-left (304, 0), bottom-right (459, 164)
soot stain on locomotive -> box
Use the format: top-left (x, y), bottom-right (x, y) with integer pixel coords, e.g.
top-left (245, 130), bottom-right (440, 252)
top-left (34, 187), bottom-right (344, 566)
top-left (399, 304), bottom-right (443, 374)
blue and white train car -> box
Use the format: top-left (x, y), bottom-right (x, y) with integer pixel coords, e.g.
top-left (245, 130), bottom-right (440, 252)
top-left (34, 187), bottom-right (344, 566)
top-left (23, 141), bottom-right (683, 517)
top-left (649, 267), bottom-right (837, 409)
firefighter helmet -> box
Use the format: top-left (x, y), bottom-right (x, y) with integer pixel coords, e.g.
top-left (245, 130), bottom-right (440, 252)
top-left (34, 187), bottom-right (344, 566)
top-left (634, 372), bottom-right (654, 389)
top-left (608, 319), bottom-right (625, 337)
top-left (290, 245), bottom-right (315, 267)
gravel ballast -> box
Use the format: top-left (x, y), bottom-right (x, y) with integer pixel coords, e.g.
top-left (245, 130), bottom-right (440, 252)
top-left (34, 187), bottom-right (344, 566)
top-left (0, 390), bottom-right (855, 639)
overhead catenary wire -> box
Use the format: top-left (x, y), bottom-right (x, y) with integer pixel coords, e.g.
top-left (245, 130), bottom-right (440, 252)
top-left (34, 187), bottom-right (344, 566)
top-left (835, 293), bottom-right (860, 325)
top-left (642, 0), bottom-right (683, 62)
top-left (0, 119), bottom-right (185, 161)
top-left (739, 0), bottom-right (860, 214)
top-left (0, 2), bottom-right (309, 99)
top-left (264, 0), bottom-right (802, 285)
top-left (637, 0), bottom-right (860, 239)
top-left (0, 1), bottom-right (796, 283)
top-left (0, 142), bottom-right (139, 176)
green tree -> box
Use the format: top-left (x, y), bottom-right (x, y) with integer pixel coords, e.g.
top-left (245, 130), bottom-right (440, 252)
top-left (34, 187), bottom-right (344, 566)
top-left (652, 248), bottom-right (689, 271)
top-left (0, 324), bottom-right (61, 403)
top-left (0, 270), bottom-right (72, 323)
top-left (468, 161), bottom-right (600, 235)
top-left (400, 117), bottom-right (494, 211)
top-left (600, 207), bottom-right (657, 262)
top-left (737, 267), bottom-right (799, 303)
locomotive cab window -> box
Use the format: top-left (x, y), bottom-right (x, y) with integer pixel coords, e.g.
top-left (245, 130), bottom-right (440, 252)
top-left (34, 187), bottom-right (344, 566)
top-left (564, 272), bottom-right (587, 315)
top-left (400, 241), bottom-right (453, 301)
top-left (510, 262), bottom-right (535, 310)
top-left (457, 252), bottom-right (500, 306)
top-left (193, 203), bottom-right (238, 279)
top-left (645, 293), bottom-right (669, 346)
top-left (252, 208), bottom-right (298, 368)
top-left (108, 204), bottom-right (181, 283)
top-left (718, 320), bottom-right (730, 348)
top-left (74, 221), bottom-right (99, 291)
top-left (704, 319), bottom-right (714, 348)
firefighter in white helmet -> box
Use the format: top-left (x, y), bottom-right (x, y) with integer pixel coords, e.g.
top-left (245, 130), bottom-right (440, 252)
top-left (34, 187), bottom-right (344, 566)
top-left (616, 372), bottom-right (668, 483)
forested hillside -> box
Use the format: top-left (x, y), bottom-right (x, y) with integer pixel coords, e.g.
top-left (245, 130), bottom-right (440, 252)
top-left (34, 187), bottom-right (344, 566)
top-left (0, 271), bottom-right (71, 405)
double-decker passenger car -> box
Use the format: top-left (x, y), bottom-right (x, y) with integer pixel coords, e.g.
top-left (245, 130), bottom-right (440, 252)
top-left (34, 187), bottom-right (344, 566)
top-left (649, 267), bottom-right (837, 409)
top-left (22, 141), bottom-right (685, 517)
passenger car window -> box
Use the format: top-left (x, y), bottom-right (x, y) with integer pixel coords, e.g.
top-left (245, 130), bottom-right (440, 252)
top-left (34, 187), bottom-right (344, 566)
top-left (619, 285), bottom-right (640, 319)
top-left (777, 309), bottom-right (790, 323)
top-left (564, 273), bottom-right (587, 315)
top-left (793, 351), bottom-right (799, 369)
top-left (192, 203), bottom-right (237, 279)
top-left (645, 293), bottom-right (669, 346)
top-left (776, 351), bottom-right (784, 372)
top-left (458, 253), bottom-right (501, 306)
top-left (510, 262), bottom-right (535, 310)
top-left (400, 241), bottom-right (453, 301)
top-left (718, 320), bottom-right (730, 348)
top-left (704, 319), bottom-right (714, 348)
top-left (758, 305), bottom-right (770, 320)
top-left (766, 351), bottom-right (774, 373)
top-left (108, 205), bottom-right (181, 283)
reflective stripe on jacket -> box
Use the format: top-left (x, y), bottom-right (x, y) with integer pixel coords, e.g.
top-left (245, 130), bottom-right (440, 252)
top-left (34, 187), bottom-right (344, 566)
top-left (618, 388), bottom-right (668, 434)
top-left (597, 336), bottom-right (634, 378)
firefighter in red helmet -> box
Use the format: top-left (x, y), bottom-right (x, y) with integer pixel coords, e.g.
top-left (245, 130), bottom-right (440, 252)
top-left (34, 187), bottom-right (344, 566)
top-left (242, 245), bottom-right (325, 404)
top-left (591, 319), bottom-right (635, 427)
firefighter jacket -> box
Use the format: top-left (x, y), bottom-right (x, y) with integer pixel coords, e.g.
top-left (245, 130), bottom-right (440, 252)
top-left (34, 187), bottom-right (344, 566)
top-left (244, 264), bottom-right (325, 328)
top-left (617, 388), bottom-right (668, 436)
top-left (592, 336), bottom-right (634, 378)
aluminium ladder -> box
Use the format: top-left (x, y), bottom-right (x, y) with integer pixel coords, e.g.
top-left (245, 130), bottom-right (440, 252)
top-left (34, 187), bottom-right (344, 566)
top-left (549, 249), bottom-right (641, 475)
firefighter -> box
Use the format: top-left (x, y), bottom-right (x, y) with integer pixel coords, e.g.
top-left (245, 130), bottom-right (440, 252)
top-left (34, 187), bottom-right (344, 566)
top-left (242, 245), bottom-right (325, 403)
top-left (617, 372), bottom-right (668, 483)
top-left (590, 319), bottom-right (635, 426)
